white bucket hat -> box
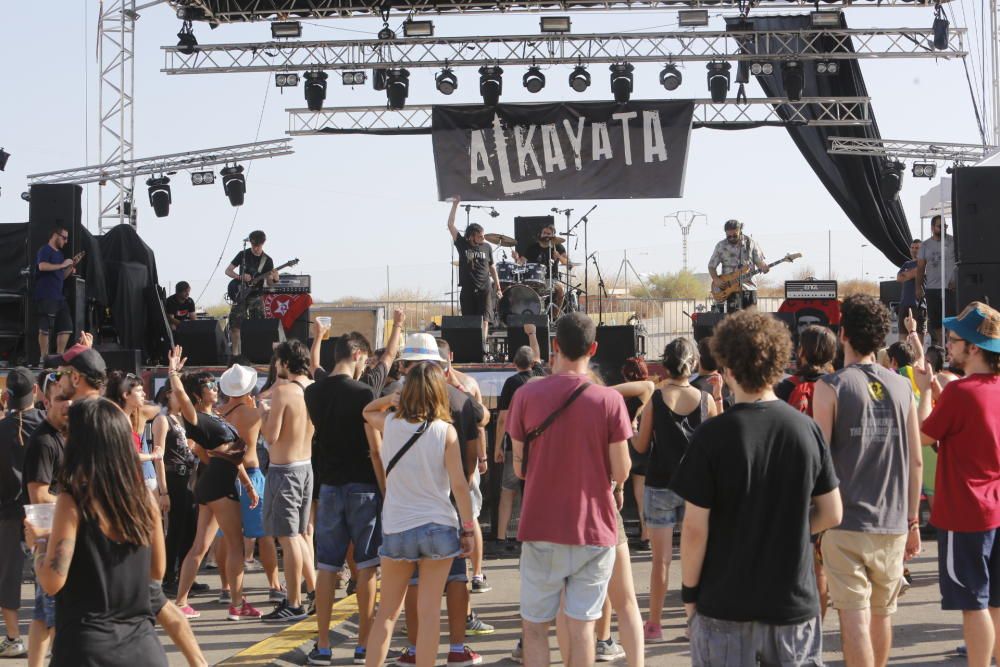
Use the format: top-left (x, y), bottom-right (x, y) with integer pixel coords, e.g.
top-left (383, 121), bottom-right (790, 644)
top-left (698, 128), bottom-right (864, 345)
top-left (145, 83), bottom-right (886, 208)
top-left (399, 333), bottom-right (445, 362)
top-left (219, 364), bottom-right (258, 397)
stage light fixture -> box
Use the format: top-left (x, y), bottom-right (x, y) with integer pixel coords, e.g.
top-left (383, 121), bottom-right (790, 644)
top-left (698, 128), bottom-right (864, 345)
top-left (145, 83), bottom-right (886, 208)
top-left (221, 165), bottom-right (246, 207)
top-left (372, 69), bottom-right (388, 91)
top-left (20, 192), bottom-right (29, 202)
top-left (816, 61), bottom-right (839, 75)
top-left (303, 71), bottom-right (328, 111)
top-left (610, 63), bottom-right (634, 104)
top-left (706, 62), bottom-right (731, 103)
top-left (540, 17), bottom-right (571, 33)
top-left (274, 72), bottom-right (299, 87)
top-left (270, 21), bottom-right (302, 39)
top-left (933, 6), bottom-right (950, 50)
top-left (660, 64), bottom-right (682, 91)
top-left (880, 160), bottom-right (905, 197)
top-left (912, 162), bottom-right (937, 179)
top-left (0, 148), bottom-right (8, 171)
top-left (341, 71), bottom-right (367, 86)
top-left (402, 20), bottom-right (434, 37)
top-left (810, 10), bottom-right (842, 27)
top-left (176, 20), bottom-right (198, 55)
top-left (568, 65), bottom-right (591, 93)
top-left (436, 68), bottom-right (458, 95)
top-left (782, 60), bottom-right (804, 101)
top-left (479, 65), bottom-right (504, 106)
top-left (146, 176), bottom-right (172, 218)
top-left (678, 9), bottom-right (709, 27)
top-left (523, 66), bottom-right (546, 93)
top-left (749, 62), bottom-right (774, 76)
top-left (385, 68), bottom-right (410, 109)
top-left (191, 171), bottom-right (215, 186)
top-left (378, 26), bottom-right (397, 40)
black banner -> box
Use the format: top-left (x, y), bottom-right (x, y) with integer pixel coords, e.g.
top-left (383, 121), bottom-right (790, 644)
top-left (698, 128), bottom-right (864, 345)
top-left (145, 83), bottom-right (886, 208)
top-left (432, 100), bottom-right (694, 201)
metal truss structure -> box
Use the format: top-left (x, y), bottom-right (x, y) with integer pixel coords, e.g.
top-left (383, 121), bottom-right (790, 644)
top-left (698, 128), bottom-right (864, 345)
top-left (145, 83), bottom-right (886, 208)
top-left (285, 98), bottom-right (872, 134)
top-left (827, 137), bottom-right (996, 163)
top-left (162, 28), bottom-right (965, 76)
top-left (27, 139), bottom-right (294, 186)
top-left (169, 0), bottom-right (947, 22)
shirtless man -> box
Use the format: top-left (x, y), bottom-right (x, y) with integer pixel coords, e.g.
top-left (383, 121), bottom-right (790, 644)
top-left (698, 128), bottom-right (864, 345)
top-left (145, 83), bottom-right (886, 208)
top-left (260, 339), bottom-right (317, 622)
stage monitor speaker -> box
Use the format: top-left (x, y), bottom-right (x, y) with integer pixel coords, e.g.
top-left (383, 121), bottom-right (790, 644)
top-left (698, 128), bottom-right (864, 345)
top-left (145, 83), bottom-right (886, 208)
top-left (240, 319), bottom-right (286, 365)
top-left (593, 325), bottom-right (641, 385)
top-left (956, 263), bottom-right (1000, 309)
top-left (96, 347), bottom-right (142, 377)
top-left (880, 281), bottom-right (902, 309)
top-left (505, 314), bottom-right (549, 362)
top-left (953, 167), bottom-right (1000, 264)
top-left (310, 306), bottom-right (386, 371)
top-left (514, 216), bottom-right (555, 258)
top-left (441, 316), bottom-right (485, 364)
top-left (693, 312), bottom-right (724, 343)
top-left (174, 319), bottom-right (226, 366)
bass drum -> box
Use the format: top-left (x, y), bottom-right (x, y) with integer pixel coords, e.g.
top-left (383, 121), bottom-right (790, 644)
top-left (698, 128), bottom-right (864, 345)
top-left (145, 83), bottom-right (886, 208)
top-left (498, 285), bottom-right (542, 324)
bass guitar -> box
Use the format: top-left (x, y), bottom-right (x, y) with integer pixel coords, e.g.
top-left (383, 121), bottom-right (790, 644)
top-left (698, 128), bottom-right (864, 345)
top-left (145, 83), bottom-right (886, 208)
top-left (227, 258), bottom-right (300, 305)
top-left (711, 252), bottom-right (802, 303)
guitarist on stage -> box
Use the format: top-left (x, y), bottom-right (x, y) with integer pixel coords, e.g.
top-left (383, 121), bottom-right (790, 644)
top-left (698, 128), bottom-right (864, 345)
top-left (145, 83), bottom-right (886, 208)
top-left (225, 230), bottom-right (279, 356)
top-left (708, 219), bottom-right (769, 313)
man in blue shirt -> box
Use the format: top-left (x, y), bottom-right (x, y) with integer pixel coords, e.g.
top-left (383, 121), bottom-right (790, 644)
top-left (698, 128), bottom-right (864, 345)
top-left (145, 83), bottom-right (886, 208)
top-left (895, 238), bottom-right (926, 342)
top-left (33, 225), bottom-right (81, 363)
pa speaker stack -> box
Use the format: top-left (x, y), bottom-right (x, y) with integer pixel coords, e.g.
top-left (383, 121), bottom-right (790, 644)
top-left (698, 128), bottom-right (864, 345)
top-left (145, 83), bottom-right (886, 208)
top-left (441, 316), bottom-right (484, 363)
top-left (174, 319), bottom-right (227, 366)
top-left (593, 325), bottom-right (643, 385)
top-left (506, 314), bottom-right (549, 362)
top-left (953, 167), bottom-right (1000, 308)
top-left (240, 319), bottom-right (286, 365)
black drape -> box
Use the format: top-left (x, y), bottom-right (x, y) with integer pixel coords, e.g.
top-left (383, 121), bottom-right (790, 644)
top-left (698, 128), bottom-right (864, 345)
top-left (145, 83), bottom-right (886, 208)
top-left (724, 14), bottom-right (911, 265)
top-left (0, 224), bottom-right (29, 293)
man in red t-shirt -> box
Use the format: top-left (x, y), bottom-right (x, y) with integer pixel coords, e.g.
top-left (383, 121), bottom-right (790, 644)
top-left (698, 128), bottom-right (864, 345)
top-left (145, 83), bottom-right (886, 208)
top-left (508, 313), bottom-right (632, 667)
top-left (916, 301), bottom-right (1000, 667)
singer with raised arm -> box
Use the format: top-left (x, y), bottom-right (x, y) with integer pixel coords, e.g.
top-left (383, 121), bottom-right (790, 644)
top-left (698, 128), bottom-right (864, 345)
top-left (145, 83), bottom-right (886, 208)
top-left (447, 197), bottom-right (502, 341)
top-left (225, 230), bottom-right (279, 357)
top-left (707, 219), bottom-right (769, 313)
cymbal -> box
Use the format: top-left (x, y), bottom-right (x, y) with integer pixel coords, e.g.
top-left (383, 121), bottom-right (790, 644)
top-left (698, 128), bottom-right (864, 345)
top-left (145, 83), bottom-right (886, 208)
top-left (548, 236), bottom-right (566, 245)
top-left (485, 233), bottom-right (516, 247)
top-left (565, 262), bottom-right (581, 269)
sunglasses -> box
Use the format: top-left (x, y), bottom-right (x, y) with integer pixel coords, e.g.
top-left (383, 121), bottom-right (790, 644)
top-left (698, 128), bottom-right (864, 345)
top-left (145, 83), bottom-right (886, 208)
top-left (199, 380), bottom-right (218, 390)
top-left (726, 233), bottom-right (740, 239)
top-left (946, 334), bottom-right (964, 344)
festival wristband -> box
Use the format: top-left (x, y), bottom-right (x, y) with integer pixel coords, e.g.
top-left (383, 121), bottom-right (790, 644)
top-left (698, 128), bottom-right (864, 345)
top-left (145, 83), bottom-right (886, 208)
top-left (462, 520), bottom-right (475, 531)
top-left (681, 585), bottom-right (700, 604)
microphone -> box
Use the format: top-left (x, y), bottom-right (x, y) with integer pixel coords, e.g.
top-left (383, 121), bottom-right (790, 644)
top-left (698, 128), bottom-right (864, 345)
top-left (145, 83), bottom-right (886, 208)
top-left (242, 237), bottom-right (250, 243)
top-left (489, 209), bottom-right (500, 218)
top-left (551, 208), bottom-right (559, 213)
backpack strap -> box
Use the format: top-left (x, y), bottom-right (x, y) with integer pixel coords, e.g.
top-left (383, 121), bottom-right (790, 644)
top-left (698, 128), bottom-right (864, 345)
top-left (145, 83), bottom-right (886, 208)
top-left (522, 382), bottom-right (591, 475)
top-left (385, 421), bottom-right (430, 477)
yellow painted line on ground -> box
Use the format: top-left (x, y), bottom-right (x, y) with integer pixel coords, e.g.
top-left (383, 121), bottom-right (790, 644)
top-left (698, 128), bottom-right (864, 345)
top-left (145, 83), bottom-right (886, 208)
top-left (218, 594), bottom-right (359, 666)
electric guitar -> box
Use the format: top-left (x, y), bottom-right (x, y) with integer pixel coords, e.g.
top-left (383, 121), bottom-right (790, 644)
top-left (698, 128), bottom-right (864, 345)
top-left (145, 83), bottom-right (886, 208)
top-left (711, 252), bottom-right (802, 303)
top-left (227, 258), bottom-right (299, 305)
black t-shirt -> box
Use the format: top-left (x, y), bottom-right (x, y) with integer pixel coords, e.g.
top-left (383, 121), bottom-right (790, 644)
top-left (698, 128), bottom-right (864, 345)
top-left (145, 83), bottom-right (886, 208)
top-left (230, 250), bottom-right (274, 279)
top-left (183, 412), bottom-right (238, 451)
top-left (23, 419), bottom-right (66, 501)
top-left (671, 400), bottom-right (839, 624)
top-left (522, 242), bottom-right (567, 276)
top-left (447, 384), bottom-right (484, 477)
top-left (315, 362), bottom-right (390, 398)
top-left (774, 372), bottom-right (825, 404)
top-left (454, 236), bottom-right (493, 290)
top-left (0, 409), bottom-right (45, 519)
top-left (306, 374), bottom-right (377, 487)
top-left (498, 371), bottom-right (534, 412)
top-left (165, 295), bottom-right (196, 321)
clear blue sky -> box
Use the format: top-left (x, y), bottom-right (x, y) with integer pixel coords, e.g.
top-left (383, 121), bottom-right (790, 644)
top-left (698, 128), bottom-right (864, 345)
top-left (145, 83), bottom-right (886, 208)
top-left (0, 2), bottom-right (987, 306)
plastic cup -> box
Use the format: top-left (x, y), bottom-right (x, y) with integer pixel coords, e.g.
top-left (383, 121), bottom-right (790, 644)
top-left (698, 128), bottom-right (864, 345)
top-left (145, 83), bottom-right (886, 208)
top-left (24, 503), bottom-right (55, 530)
top-left (316, 316), bottom-right (332, 340)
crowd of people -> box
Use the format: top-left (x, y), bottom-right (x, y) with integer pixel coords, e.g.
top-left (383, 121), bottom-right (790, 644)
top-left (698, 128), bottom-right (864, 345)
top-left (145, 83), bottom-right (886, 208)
top-left (0, 290), bottom-right (998, 667)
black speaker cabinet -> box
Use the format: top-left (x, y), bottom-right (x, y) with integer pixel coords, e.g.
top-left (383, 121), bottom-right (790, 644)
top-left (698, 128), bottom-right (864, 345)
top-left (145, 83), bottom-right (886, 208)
top-left (956, 263), bottom-right (1000, 309)
top-left (505, 314), bottom-right (549, 363)
top-left (174, 319), bottom-right (227, 366)
top-left (879, 281), bottom-right (902, 309)
top-left (693, 312), bottom-right (725, 343)
top-left (592, 325), bottom-right (641, 385)
top-left (96, 347), bottom-right (142, 376)
top-left (952, 167), bottom-right (1000, 264)
top-left (240, 319), bottom-right (285, 365)
top-left (441, 316), bottom-right (485, 364)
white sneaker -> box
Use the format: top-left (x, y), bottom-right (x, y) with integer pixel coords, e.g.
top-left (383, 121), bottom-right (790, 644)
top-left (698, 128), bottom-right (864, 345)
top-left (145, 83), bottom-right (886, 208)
top-left (595, 639), bottom-right (625, 662)
top-left (0, 636), bottom-right (27, 658)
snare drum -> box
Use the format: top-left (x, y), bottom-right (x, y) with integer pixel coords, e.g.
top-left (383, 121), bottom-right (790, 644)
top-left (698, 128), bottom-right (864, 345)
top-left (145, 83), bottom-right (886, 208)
top-left (498, 284), bottom-right (542, 324)
top-left (496, 261), bottom-right (520, 289)
top-left (521, 263), bottom-right (547, 290)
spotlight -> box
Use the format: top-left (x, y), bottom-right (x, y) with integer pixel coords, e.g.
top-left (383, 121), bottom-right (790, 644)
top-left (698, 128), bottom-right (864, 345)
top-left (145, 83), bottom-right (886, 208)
top-left (816, 61), bottom-right (839, 75)
top-left (274, 72), bottom-right (299, 88)
top-left (191, 171), bottom-right (215, 186)
top-left (568, 65), bottom-right (591, 93)
top-left (749, 62), bottom-right (774, 76)
top-left (540, 17), bottom-right (571, 33)
top-left (610, 63), bottom-right (634, 103)
top-left (176, 21), bottom-right (198, 55)
top-left (678, 9), bottom-right (709, 26)
top-left (385, 68), bottom-right (410, 109)
top-left (912, 162), bottom-right (937, 179)
top-left (0, 148), bottom-right (8, 171)
top-left (880, 160), bottom-right (905, 198)
top-left (341, 71), bottom-right (367, 86)
top-left (933, 6), bottom-right (949, 50)
top-left (373, 69), bottom-right (388, 91)
top-left (402, 20), bottom-right (434, 37)
top-left (781, 60), bottom-right (804, 101)
top-left (146, 176), bottom-right (172, 218)
top-left (523, 66), bottom-right (546, 93)
top-left (221, 165), bottom-right (246, 207)
top-left (303, 71), bottom-right (328, 111)
top-left (706, 62), bottom-right (731, 103)
top-left (270, 20), bottom-right (302, 39)
top-left (479, 65), bottom-right (503, 106)
top-left (21, 192), bottom-right (30, 202)
top-left (378, 26), bottom-right (396, 40)
top-left (436, 68), bottom-right (458, 95)
top-left (810, 10), bottom-right (842, 27)
top-left (660, 64), bottom-right (682, 91)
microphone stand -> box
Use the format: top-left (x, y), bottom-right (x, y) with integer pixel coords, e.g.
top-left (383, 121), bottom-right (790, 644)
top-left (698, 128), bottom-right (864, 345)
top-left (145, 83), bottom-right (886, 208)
top-left (589, 252), bottom-right (608, 326)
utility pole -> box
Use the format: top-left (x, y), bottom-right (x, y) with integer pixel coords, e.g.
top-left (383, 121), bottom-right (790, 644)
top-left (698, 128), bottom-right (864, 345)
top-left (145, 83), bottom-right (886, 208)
top-left (664, 210), bottom-right (707, 272)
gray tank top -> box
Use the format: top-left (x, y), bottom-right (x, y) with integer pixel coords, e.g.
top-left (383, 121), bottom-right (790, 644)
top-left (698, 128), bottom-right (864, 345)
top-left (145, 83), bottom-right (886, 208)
top-left (823, 363), bottom-right (913, 534)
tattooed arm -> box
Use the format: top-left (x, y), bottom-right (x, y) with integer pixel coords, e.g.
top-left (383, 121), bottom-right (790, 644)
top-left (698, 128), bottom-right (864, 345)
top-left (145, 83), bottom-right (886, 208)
top-left (35, 492), bottom-right (80, 596)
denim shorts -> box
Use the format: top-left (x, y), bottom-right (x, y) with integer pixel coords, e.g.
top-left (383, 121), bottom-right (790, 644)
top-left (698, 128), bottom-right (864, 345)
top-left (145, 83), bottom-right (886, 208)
top-left (520, 541), bottom-right (615, 623)
top-left (644, 486), bottom-right (685, 528)
top-left (238, 467), bottom-right (267, 538)
top-left (316, 482), bottom-right (382, 572)
top-left (409, 555), bottom-right (468, 586)
top-left (381, 522), bottom-right (461, 563)
top-left (33, 581), bottom-right (56, 628)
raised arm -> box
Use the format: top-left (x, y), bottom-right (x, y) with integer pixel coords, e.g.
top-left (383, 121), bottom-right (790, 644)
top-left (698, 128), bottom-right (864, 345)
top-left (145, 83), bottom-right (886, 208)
top-left (904, 400), bottom-right (923, 560)
top-left (310, 319), bottom-right (331, 377)
top-left (167, 346), bottom-right (198, 426)
top-left (378, 309), bottom-right (406, 368)
top-left (447, 197), bottom-right (461, 242)
top-left (612, 380), bottom-right (655, 402)
top-left (362, 393), bottom-right (397, 433)
top-left (524, 323), bottom-right (540, 362)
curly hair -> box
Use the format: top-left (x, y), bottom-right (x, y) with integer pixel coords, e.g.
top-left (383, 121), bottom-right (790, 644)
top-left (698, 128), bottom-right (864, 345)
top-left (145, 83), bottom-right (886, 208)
top-left (621, 357), bottom-right (649, 381)
top-left (710, 311), bottom-right (792, 393)
top-left (839, 294), bottom-right (892, 356)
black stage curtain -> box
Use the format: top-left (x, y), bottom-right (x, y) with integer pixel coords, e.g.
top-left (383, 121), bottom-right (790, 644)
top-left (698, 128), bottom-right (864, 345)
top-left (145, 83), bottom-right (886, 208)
top-left (0, 224), bottom-right (29, 294)
top-left (723, 14), bottom-right (911, 265)
top-left (111, 262), bottom-right (149, 354)
top-left (76, 226), bottom-right (109, 307)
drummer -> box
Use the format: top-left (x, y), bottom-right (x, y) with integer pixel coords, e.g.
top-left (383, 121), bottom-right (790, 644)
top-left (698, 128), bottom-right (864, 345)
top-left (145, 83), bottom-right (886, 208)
top-left (513, 223), bottom-right (569, 313)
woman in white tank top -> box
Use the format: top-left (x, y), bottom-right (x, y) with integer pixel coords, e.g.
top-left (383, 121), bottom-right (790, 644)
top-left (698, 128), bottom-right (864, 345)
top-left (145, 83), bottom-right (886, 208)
top-left (362, 362), bottom-right (475, 667)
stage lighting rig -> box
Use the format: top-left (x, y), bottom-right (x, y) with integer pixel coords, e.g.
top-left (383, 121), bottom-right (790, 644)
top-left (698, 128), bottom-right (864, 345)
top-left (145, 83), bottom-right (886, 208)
top-left (540, 17), bottom-right (571, 33)
top-left (610, 63), bottom-right (634, 103)
top-left (678, 10), bottom-right (709, 27)
top-left (810, 10), bottom-right (842, 27)
top-left (933, 5), bottom-right (949, 50)
top-left (912, 162), bottom-right (937, 178)
top-left (782, 61), bottom-right (804, 101)
top-left (378, 26), bottom-right (397, 40)
top-left (221, 165), bottom-right (246, 207)
top-left (146, 176), bottom-right (172, 218)
top-left (660, 64), bottom-right (682, 91)
top-left (304, 71), bottom-right (328, 111)
top-left (342, 71), bottom-right (367, 86)
top-left (436, 68), bottom-right (458, 95)
top-left (880, 160), bottom-right (905, 197)
top-left (749, 62), bottom-right (774, 76)
top-left (816, 61), bottom-right (839, 75)
top-left (569, 65), bottom-right (591, 93)
top-left (479, 65), bottom-right (504, 106)
top-left (275, 72), bottom-right (299, 87)
top-left (0, 148), bottom-right (8, 171)
top-left (176, 20), bottom-right (198, 55)
top-left (271, 21), bottom-right (302, 39)
top-left (191, 171), bottom-right (215, 185)
top-left (386, 69), bottom-right (410, 109)
top-left (706, 62), bottom-right (731, 103)
top-left (403, 20), bottom-right (434, 37)
top-left (523, 66), bottom-right (546, 93)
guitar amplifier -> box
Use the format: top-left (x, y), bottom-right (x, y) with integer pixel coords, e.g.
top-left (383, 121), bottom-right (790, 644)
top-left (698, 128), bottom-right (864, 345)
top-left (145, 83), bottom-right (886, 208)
top-left (785, 280), bottom-right (837, 300)
top-left (264, 274), bottom-right (311, 295)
